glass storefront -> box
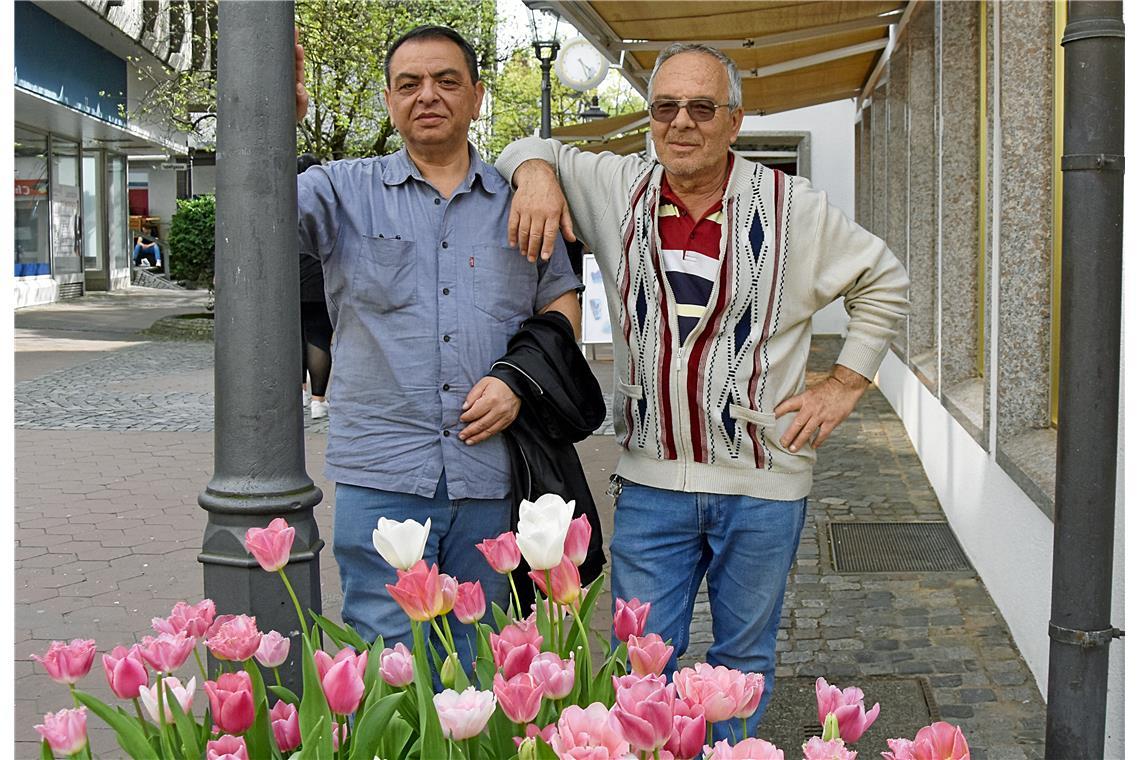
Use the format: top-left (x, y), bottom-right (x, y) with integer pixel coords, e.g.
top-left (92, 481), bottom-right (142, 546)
top-left (107, 155), bottom-right (128, 271)
top-left (82, 151), bottom-right (103, 274)
top-left (13, 126), bottom-right (50, 276)
top-left (50, 137), bottom-right (83, 277)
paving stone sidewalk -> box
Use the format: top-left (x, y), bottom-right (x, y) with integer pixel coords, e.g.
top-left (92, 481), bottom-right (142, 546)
top-left (14, 295), bottom-right (1046, 759)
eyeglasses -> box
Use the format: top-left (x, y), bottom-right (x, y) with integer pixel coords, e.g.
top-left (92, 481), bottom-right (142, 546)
top-left (648, 99), bottom-right (731, 123)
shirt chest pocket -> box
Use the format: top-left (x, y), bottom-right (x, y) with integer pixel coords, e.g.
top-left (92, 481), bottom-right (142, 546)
top-left (470, 244), bottom-right (539, 322)
top-left (353, 236), bottom-right (418, 313)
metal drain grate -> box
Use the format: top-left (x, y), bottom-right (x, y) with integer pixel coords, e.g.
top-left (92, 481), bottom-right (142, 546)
top-left (829, 522), bottom-right (972, 573)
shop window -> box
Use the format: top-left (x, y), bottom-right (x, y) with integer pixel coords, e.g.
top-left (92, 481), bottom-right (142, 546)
top-left (14, 127), bottom-right (51, 276)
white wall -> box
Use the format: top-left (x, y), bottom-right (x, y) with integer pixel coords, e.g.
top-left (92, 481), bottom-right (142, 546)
top-left (741, 99), bottom-right (856, 335)
top-left (144, 169), bottom-right (179, 238)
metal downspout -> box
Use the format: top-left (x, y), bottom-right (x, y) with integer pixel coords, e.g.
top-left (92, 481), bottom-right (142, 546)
top-left (1044, 2), bottom-right (1125, 757)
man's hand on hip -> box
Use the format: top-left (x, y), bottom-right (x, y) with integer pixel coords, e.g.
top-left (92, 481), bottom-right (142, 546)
top-left (459, 377), bottom-right (521, 445)
top-left (774, 364), bottom-right (871, 452)
top-left (508, 160), bottom-right (575, 263)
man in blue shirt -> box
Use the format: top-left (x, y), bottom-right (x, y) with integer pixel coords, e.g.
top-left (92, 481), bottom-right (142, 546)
top-left (295, 26), bottom-right (582, 661)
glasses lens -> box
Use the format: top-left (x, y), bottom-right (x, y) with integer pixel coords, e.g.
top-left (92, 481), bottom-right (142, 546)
top-left (687, 100), bottom-right (717, 122)
top-left (650, 101), bottom-right (680, 122)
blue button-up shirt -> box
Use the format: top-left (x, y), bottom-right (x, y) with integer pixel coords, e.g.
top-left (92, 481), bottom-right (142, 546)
top-left (297, 146), bottom-right (580, 500)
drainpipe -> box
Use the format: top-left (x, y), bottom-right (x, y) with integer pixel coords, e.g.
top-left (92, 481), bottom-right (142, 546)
top-left (1045, 2), bottom-right (1124, 758)
top-left (199, 0), bottom-right (324, 692)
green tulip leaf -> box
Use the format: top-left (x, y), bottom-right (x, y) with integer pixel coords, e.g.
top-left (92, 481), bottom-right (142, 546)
top-left (73, 690), bottom-right (159, 760)
top-left (348, 692), bottom-right (404, 760)
top-left (161, 681), bottom-right (200, 760)
top-left (299, 636), bottom-right (334, 760)
top-left (243, 660), bottom-right (276, 760)
top-left (310, 612), bottom-right (370, 652)
top-left (268, 684), bottom-right (300, 705)
top-left (411, 623), bottom-right (447, 760)
top-left (491, 602), bottom-right (511, 632)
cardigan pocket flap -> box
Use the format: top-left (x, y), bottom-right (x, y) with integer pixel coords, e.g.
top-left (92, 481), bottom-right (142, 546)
top-left (729, 404), bottom-right (777, 428)
top-left (616, 382), bottom-right (644, 400)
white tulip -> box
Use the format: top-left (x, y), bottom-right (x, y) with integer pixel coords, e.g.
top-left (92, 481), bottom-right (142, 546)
top-left (373, 516), bottom-right (431, 570)
top-left (516, 494), bottom-right (575, 570)
top-left (139, 676), bottom-right (195, 724)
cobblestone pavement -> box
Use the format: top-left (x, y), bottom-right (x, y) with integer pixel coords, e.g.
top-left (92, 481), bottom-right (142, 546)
top-left (14, 293), bottom-right (1046, 759)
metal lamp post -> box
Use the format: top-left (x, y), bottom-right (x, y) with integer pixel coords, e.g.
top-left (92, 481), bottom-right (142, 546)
top-left (528, 5), bottom-right (562, 138)
top-left (200, 0), bottom-right (324, 692)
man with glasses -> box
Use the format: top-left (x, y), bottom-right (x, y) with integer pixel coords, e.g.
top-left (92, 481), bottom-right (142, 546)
top-left (495, 43), bottom-right (909, 739)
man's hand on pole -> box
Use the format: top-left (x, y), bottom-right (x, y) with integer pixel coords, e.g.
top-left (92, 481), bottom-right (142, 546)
top-left (507, 160), bottom-right (575, 263)
top-left (458, 377), bottom-right (521, 445)
top-left (774, 364), bottom-right (871, 452)
top-left (295, 28), bottom-right (309, 124)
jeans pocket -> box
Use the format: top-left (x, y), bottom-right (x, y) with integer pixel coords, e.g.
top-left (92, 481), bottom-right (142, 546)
top-left (353, 236), bottom-right (418, 313)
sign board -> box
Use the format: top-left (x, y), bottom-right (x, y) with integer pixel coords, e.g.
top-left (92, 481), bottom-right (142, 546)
top-left (581, 254), bottom-right (612, 345)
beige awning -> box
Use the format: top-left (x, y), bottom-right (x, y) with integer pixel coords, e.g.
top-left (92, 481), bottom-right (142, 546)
top-left (550, 109), bottom-right (649, 141)
top-left (531, 0), bottom-right (917, 116)
top-left (578, 130), bottom-right (648, 156)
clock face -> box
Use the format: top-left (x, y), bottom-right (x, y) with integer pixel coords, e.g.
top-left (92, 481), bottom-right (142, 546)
top-left (555, 38), bottom-right (608, 92)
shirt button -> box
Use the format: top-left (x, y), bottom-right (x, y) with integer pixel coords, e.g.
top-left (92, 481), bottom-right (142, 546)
top-left (443, 335), bottom-right (451, 342)
top-left (442, 288), bottom-right (450, 295)
top-left (442, 241), bottom-right (449, 249)
top-left (442, 384), bottom-right (451, 391)
top-left (442, 430), bottom-right (451, 437)
top-left (434, 198), bottom-right (441, 205)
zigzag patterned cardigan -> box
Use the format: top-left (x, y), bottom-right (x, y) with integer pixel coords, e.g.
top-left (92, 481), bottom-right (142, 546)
top-left (497, 141), bottom-right (910, 500)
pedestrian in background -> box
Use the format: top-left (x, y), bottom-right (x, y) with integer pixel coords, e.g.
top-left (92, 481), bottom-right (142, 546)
top-left (298, 152), bottom-right (333, 419)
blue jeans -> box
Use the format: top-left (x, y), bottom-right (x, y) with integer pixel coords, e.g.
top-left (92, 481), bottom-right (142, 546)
top-left (610, 480), bottom-right (807, 743)
top-left (333, 474), bottom-right (511, 673)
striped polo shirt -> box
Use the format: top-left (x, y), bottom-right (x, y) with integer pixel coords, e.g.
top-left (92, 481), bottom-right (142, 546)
top-left (657, 157), bottom-right (733, 343)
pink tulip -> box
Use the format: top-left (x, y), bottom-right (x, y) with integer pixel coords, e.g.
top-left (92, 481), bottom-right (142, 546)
top-left (673, 663), bottom-right (748, 724)
top-left (550, 702), bottom-right (632, 759)
top-left (34, 707), bottom-right (88, 756)
top-left (32, 639), bottom-right (97, 685)
top-left (332, 721), bottom-right (350, 750)
top-left (454, 581), bottom-right (487, 624)
top-left (206, 615), bottom-right (262, 662)
top-left (563, 514), bottom-right (592, 566)
top-left (735, 671), bottom-right (765, 719)
top-left (379, 642), bottom-right (415, 687)
top-left (815, 677), bottom-right (881, 744)
top-left (204, 671), bottom-right (256, 734)
top-left (433, 686), bottom-right (497, 740)
top-left (665, 699), bottom-right (706, 759)
top-left (614, 598), bottom-right (651, 642)
top-left (102, 645), bottom-right (149, 700)
top-left (494, 671), bottom-right (544, 724)
top-left (528, 651), bottom-right (575, 699)
top-left (704, 737), bottom-right (785, 759)
top-left (528, 554), bottom-right (582, 606)
top-left (803, 736), bottom-right (857, 760)
top-left (385, 560), bottom-right (452, 622)
top-left (513, 721), bottom-right (557, 748)
top-left (611, 673), bottom-right (675, 752)
top-left (314, 647), bottom-right (366, 715)
top-left (138, 632), bottom-right (196, 674)
top-left (140, 676), bottom-right (196, 723)
top-left (883, 737), bottom-right (917, 760)
top-left (628, 633), bottom-right (674, 677)
top-left (206, 734), bottom-right (249, 760)
top-left (270, 701), bottom-right (301, 752)
top-left (912, 722), bottom-right (970, 760)
top-left (152, 599), bottom-right (216, 640)
top-left (244, 517), bottom-right (295, 572)
top-left (476, 531), bottom-right (522, 574)
top-left (255, 630), bottom-right (290, 668)
top-left (490, 619), bottom-right (543, 679)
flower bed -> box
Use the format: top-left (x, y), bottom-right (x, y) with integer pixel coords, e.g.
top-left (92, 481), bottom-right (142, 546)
top-left (33, 494), bottom-right (970, 760)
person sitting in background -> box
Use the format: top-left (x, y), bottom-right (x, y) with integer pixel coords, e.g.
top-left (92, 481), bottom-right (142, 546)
top-left (132, 236), bottom-right (161, 267)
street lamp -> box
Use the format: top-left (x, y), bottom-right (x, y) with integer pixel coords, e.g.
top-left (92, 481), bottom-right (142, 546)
top-left (527, 4), bottom-right (561, 138)
top-left (579, 95), bottom-right (609, 122)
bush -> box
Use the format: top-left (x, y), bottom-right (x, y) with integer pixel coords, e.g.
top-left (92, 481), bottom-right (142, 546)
top-left (168, 194), bottom-right (216, 287)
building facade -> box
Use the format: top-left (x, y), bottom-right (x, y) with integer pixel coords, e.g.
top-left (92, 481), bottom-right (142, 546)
top-left (852, 2), bottom-right (1124, 753)
top-left (13, 0), bottom-right (211, 307)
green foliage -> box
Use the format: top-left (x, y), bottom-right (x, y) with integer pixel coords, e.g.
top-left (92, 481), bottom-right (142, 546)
top-left (167, 195), bottom-right (216, 287)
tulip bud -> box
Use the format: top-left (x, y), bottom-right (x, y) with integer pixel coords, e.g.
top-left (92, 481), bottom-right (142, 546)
top-left (441, 652), bottom-right (460, 690)
top-left (822, 711), bottom-right (840, 742)
top-left (517, 736), bottom-right (539, 760)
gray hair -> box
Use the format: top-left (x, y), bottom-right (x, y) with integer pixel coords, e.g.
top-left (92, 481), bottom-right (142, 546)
top-left (648, 43), bottom-right (742, 111)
